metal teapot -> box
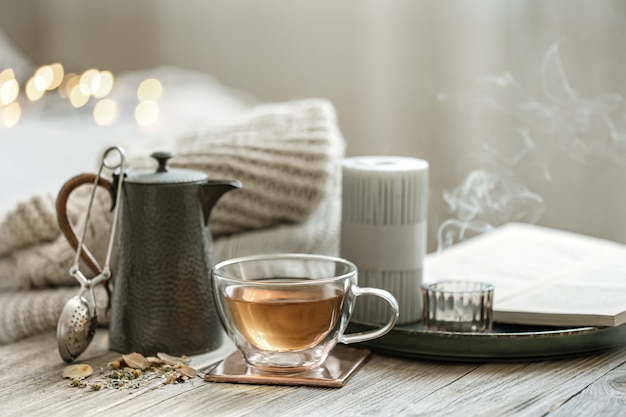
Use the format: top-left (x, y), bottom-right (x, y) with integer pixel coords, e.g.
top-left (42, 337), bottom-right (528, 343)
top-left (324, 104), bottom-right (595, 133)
top-left (57, 150), bottom-right (241, 356)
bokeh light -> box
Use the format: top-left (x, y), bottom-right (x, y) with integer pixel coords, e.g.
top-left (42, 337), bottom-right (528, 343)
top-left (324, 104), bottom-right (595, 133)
top-left (69, 84), bottom-right (90, 108)
top-left (92, 71), bottom-right (114, 98)
top-left (135, 101), bottom-right (159, 127)
top-left (0, 63), bottom-right (159, 127)
top-left (79, 68), bottom-right (100, 96)
top-left (93, 98), bottom-right (119, 126)
top-left (137, 78), bottom-right (162, 102)
top-left (25, 76), bottom-right (45, 101)
top-left (48, 63), bottom-right (65, 90)
top-left (0, 78), bottom-right (19, 105)
top-left (0, 68), bottom-right (15, 84)
top-left (1, 102), bottom-right (21, 127)
top-left (0, 69), bottom-right (19, 106)
top-left (34, 65), bottom-right (54, 91)
top-left (59, 73), bottom-right (79, 99)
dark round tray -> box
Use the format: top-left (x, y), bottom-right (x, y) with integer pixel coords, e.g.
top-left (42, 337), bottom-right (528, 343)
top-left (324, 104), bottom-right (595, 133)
top-left (348, 321), bottom-right (626, 362)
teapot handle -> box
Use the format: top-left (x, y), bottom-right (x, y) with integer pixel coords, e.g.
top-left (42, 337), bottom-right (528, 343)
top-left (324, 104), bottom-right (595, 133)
top-left (56, 173), bottom-right (114, 276)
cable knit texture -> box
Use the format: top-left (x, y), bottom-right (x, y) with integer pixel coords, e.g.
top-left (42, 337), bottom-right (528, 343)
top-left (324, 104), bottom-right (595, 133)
top-left (0, 98), bottom-right (344, 344)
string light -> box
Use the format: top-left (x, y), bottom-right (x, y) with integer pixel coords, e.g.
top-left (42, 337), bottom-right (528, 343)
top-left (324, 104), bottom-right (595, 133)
top-left (79, 68), bottom-right (99, 96)
top-left (0, 69), bottom-right (21, 126)
top-left (93, 98), bottom-right (119, 126)
top-left (48, 63), bottom-right (64, 90)
top-left (0, 69), bottom-right (19, 105)
top-left (93, 71), bottom-right (114, 98)
top-left (34, 65), bottom-right (53, 90)
top-left (135, 78), bottom-right (162, 127)
top-left (0, 102), bottom-right (21, 127)
top-left (69, 84), bottom-right (90, 108)
top-left (137, 78), bottom-right (162, 102)
top-left (0, 62), bottom-right (161, 128)
top-left (135, 101), bottom-right (159, 127)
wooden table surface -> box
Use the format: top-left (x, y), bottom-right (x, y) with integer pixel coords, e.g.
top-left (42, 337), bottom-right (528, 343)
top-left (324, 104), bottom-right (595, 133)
top-left (2, 329), bottom-right (626, 416)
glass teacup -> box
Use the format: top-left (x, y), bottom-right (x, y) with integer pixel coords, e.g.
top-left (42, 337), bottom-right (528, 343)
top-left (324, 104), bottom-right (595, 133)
top-left (212, 253), bottom-right (399, 372)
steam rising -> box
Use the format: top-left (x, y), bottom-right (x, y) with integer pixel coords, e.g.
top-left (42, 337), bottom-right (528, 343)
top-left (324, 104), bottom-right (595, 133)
top-left (438, 170), bottom-right (544, 251)
top-left (437, 43), bottom-right (626, 251)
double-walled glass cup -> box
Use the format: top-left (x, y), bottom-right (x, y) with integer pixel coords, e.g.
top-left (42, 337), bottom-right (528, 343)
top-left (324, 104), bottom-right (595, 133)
top-left (212, 253), bottom-right (399, 372)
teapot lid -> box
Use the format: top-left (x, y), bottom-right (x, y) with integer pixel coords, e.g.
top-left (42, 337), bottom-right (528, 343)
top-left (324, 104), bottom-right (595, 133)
top-left (125, 151), bottom-right (208, 184)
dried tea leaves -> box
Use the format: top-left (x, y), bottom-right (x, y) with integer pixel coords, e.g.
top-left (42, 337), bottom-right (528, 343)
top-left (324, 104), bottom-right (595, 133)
top-left (63, 351), bottom-right (197, 391)
top-left (177, 364), bottom-right (197, 378)
top-left (158, 352), bottom-right (186, 366)
top-left (63, 364), bottom-right (94, 387)
top-left (63, 364), bottom-right (94, 379)
top-left (122, 352), bottom-right (151, 370)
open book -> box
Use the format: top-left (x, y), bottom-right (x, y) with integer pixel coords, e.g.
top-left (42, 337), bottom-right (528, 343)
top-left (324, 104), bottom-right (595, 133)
top-left (423, 223), bottom-right (626, 327)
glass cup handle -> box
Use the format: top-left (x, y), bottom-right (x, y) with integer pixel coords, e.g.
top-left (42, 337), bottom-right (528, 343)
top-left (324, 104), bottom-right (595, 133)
top-left (339, 287), bottom-right (399, 344)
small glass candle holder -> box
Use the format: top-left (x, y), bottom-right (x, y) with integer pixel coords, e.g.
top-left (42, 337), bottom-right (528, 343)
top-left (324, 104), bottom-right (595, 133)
top-left (421, 280), bottom-right (494, 332)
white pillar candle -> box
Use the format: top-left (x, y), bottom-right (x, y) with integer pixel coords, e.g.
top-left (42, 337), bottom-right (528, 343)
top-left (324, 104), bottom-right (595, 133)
top-left (341, 156), bottom-right (429, 325)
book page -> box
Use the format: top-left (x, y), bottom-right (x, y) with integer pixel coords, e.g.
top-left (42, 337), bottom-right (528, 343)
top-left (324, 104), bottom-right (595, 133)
top-left (495, 254), bottom-right (626, 326)
top-left (423, 222), bottom-right (626, 327)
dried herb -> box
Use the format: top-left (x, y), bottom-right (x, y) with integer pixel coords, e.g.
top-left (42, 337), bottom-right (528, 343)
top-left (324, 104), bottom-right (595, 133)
top-left (63, 352), bottom-right (197, 390)
top-left (63, 364), bottom-right (94, 379)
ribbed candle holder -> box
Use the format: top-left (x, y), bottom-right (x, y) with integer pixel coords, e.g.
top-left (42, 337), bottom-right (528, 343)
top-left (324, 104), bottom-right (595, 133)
top-left (341, 156), bottom-right (429, 325)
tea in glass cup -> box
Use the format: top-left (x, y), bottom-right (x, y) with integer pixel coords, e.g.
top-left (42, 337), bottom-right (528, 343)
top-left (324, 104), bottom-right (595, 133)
top-left (212, 253), bottom-right (399, 372)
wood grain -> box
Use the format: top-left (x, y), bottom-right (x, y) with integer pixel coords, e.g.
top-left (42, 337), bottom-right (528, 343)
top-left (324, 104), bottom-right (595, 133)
top-left (1, 331), bottom-right (626, 416)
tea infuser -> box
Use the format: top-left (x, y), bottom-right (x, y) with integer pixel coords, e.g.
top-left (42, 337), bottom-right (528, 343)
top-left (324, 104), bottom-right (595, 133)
top-left (57, 146), bottom-right (125, 363)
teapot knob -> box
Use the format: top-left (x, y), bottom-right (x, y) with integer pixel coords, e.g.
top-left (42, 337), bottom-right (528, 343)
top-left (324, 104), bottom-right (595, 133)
top-left (151, 151), bottom-right (174, 173)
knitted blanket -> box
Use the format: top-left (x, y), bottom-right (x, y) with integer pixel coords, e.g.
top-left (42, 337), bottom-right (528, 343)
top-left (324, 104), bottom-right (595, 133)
top-left (0, 98), bottom-right (345, 344)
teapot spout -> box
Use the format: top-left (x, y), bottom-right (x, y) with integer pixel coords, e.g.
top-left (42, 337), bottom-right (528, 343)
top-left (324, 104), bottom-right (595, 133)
top-left (201, 180), bottom-right (242, 225)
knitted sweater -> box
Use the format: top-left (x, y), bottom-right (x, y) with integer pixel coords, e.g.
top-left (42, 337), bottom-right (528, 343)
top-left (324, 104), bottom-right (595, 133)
top-left (0, 98), bottom-right (344, 344)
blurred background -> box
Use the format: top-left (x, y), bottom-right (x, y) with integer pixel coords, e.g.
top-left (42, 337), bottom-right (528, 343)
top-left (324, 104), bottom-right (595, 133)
top-left (1, 0), bottom-right (625, 251)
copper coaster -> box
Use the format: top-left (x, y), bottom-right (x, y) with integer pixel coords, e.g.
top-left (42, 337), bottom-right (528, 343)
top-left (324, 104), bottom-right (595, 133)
top-left (204, 345), bottom-right (371, 388)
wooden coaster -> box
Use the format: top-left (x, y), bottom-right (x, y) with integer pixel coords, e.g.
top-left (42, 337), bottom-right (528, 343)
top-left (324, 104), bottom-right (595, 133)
top-left (204, 345), bottom-right (371, 388)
